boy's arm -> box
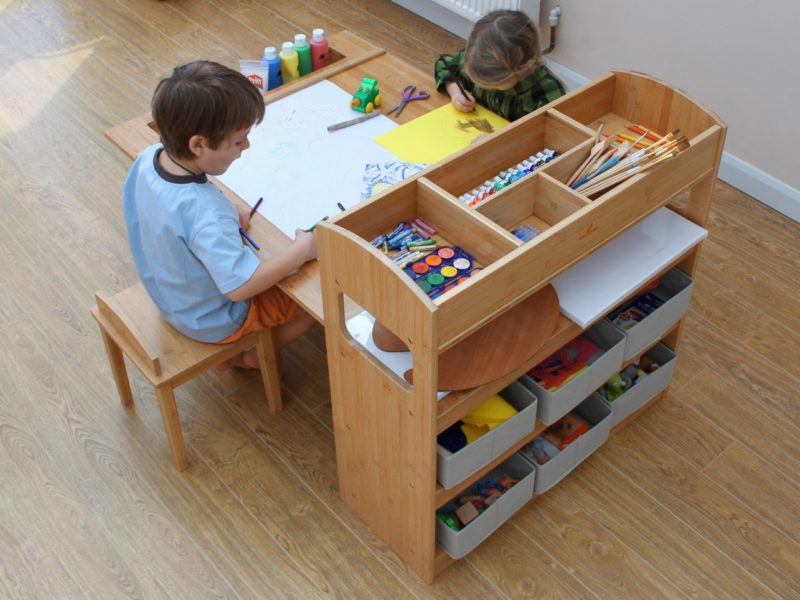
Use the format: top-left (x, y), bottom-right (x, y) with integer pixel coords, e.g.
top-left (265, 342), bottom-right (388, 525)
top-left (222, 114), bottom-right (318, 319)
top-left (226, 229), bottom-right (317, 301)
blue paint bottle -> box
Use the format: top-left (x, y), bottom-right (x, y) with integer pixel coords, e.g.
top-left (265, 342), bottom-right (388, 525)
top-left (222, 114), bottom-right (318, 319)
top-left (262, 46), bottom-right (283, 90)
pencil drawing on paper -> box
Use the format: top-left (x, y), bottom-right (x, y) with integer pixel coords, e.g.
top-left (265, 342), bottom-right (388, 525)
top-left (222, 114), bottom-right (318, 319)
top-left (455, 118), bottom-right (494, 134)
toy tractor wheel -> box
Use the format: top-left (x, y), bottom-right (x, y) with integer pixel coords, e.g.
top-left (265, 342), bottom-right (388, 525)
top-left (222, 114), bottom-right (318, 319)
top-left (374, 94), bottom-right (382, 107)
top-left (365, 102), bottom-right (374, 113)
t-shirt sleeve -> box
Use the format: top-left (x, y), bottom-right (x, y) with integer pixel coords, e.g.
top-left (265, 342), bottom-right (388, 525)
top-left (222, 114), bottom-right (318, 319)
top-left (434, 51), bottom-right (467, 94)
top-left (189, 217), bottom-right (260, 295)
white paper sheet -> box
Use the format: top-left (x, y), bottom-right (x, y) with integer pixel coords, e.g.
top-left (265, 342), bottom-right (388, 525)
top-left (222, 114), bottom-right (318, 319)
top-left (217, 80), bottom-right (400, 237)
top-left (552, 207), bottom-right (708, 328)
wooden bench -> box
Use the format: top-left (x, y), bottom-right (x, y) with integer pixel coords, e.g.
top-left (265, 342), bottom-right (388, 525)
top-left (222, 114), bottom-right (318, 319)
top-left (91, 283), bottom-right (282, 470)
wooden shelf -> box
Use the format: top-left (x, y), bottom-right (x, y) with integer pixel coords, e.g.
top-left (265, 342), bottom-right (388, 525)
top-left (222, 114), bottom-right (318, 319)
top-left (318, 70), bottom-right (726, 583)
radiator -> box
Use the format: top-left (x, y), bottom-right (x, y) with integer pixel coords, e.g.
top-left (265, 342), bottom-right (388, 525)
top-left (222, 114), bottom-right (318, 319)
top-left (393, 0), bottom-right (541, 39)
top-left (432, 0), bottom-right (541, 24)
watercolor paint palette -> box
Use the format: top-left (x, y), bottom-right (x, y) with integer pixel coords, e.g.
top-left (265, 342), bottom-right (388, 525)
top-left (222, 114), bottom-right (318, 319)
top-left (402, 245), bottom-right (479, 298)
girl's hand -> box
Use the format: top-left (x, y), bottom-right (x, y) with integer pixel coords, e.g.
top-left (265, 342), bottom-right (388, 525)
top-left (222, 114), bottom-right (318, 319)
top-left (445, 80), bottom-right (476, 113)
top-left (293, 229), bottom-right (319, 262)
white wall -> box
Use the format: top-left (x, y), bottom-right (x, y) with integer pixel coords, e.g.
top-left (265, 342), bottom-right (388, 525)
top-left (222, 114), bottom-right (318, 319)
top-left (538, 0), bottom-right (800, 221)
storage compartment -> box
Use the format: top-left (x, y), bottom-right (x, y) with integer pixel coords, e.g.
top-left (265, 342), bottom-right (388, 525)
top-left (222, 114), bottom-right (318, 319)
top-left (474, 171), bottom-right (589, 242)
top-left (332, 176), bottom-right (518, 295)
top-left (425, 110), bottom-right (590, 196)
top-left (547, 71), bottom-right (723, 198)
top-left (436, 454), bottom-right (535, 559)
top-left (598, 343), bottom-right (677, 426)
top-left (518, 394), bottom-right (612, 494)
top-left (606, 268), bottom-right (693, 360)
top-left (518, 319), bottom-right (625, 425)
top-left (437, 381), bottom-right (538, 489)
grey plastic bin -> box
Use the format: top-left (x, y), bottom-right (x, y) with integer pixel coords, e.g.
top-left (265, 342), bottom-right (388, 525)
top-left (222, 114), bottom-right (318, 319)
top-left (518, 394), bottom-right (612, 494)
top-left (437, 381), bottom-right (538, 489)
top-left (606, 343), bottom-right (677, 426)
top-left (607, 268), bottom-right (693, 361)
top-left (436, 454), bottom-right (535, 559)
top-left (518, 320), bottom-right (625, 425)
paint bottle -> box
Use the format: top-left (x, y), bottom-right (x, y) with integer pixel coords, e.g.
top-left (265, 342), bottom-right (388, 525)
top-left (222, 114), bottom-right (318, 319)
top-left (310, 28), bottom-right (330, 71)
top-left (279, 41), bottom-right (300, 83)
top-left (294, 33), bottom-right (312, 76)
top-left (262, 46), bottom-right (283, 90)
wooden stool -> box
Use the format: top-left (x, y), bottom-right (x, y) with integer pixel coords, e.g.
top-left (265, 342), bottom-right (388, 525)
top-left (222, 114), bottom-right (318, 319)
top-left (90, 283), bottom-right (282, 470)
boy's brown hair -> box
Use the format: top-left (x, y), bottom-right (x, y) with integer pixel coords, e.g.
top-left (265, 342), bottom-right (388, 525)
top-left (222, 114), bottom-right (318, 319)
top-left (464, 10), bottom-right (542, 90)
top-left (152, 60), bottom-right (265, 160)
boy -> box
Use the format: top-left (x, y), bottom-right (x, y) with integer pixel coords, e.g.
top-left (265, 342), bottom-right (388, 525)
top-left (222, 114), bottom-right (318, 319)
top-left (435, 10), bottom-right (565, 121)
top-left (123, 60), bottom-right (317, 369)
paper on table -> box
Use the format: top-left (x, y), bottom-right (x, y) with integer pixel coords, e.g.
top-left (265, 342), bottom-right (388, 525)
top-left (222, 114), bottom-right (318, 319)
top-left (552, 207), bottom-right (708, 328)
top-left (217, 80), bottom-right (400, 237)
top-left (374, 103), bottom-right (509, 164)
top-left (346, 311), bottom-right (449, 400)
top-left (360, 161), bottom-right (428, 200)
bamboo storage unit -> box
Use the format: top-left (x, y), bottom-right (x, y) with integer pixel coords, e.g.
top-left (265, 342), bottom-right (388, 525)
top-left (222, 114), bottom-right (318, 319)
top-left (317, 71), bottom-right (726, 583)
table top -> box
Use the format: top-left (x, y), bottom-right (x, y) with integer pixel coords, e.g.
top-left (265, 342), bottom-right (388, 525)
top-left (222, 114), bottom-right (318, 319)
top-left (105, 30), bottom-right (448, 323)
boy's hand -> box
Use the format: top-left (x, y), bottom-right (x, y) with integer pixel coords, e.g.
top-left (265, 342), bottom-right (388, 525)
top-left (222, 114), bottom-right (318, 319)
top-left (236, 202), bottom-right (252, 229)
top-left (445, 80), bottom-right (476, 113)
top-left (293, 228), bottom-right (318, 262)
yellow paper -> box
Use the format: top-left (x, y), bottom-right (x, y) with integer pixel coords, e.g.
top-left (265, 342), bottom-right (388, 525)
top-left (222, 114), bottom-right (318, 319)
top-left (460, 423), bottom-right (490, 444)
top-left (374, 104), bottom-right (510, 164)
top-left (462, 394), bottom-right (518, 430)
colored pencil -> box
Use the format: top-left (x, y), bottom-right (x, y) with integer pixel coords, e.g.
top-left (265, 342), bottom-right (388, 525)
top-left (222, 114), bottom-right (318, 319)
top-left (248, 197), bottom-right (263, 219)
top-left (239, 227), bottom-right (260, 251)
top-left (327, 110), bottom-right (381, 132)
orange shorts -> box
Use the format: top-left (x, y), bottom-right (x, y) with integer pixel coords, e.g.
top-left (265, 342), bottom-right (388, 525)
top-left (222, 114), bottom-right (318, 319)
top-left (216, 287), bottom-right (299, 344)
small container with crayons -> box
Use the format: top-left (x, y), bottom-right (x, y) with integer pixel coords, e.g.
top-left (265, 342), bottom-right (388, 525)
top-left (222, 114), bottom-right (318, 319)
top-left (369, 219), bottom-right (481, 299)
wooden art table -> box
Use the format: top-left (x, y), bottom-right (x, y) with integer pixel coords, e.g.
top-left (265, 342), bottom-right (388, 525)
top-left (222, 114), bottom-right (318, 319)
top-left (105, 30), bottom-right (449, 323)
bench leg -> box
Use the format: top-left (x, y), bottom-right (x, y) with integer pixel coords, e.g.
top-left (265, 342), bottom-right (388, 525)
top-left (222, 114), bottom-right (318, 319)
top-left (155, 385), bottom-right (188, 470)
top-left (255, 328), bottom-right (283, 414)
top-left (98, 327), bottom-right (134, 406)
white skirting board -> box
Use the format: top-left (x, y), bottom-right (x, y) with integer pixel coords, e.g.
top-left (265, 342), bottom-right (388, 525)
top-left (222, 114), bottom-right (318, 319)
top-left (545, 60), bottom-right (800, 224)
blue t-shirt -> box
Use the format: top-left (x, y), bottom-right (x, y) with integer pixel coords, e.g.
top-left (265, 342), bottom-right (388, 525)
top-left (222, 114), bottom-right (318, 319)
top-left (123, 144), bottom-right (260, 342)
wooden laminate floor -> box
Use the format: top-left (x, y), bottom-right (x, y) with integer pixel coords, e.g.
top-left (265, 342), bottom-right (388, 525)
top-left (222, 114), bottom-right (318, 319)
top-left (1, 1), bottom-right (798, 598)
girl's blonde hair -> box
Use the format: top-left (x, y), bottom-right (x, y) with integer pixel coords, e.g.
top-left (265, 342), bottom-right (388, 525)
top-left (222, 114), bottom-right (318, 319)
top-left (464, 10), bottom-right (542, 90)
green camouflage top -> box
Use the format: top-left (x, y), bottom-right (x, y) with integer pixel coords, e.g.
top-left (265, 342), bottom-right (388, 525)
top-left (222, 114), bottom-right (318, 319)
top-left (434, 50), bottom-right (566, 122)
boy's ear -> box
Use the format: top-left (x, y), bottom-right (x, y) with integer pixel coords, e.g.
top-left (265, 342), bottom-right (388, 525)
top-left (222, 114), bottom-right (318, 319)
top-left (187, 134), bottom-right (208, 158)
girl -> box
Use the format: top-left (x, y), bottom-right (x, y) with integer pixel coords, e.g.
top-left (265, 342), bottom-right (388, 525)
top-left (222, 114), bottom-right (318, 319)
top-left (435, 10), bottom-right (566, 121)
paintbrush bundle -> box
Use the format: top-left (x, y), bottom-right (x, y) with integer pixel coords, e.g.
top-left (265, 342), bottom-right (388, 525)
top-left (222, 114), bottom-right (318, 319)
top-left (567, 125), bottom-right (689, 197)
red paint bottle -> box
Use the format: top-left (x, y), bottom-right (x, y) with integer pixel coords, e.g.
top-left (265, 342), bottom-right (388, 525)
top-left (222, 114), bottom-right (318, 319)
top-left (310, 28), bottom-right (329, 71)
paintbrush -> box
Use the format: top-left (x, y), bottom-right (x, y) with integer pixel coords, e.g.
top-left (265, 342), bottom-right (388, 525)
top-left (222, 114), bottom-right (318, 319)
top-left (572, 138), bottom-right (637, 189)
top-left (566, 124), bottom-right (607, 187)
top-left (577, 132), bottom-right (686, 193)
top-left (580, 149), bottom-right (680, 196)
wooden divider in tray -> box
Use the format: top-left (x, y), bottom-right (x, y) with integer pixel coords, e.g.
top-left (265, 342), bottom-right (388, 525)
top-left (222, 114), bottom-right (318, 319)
top-left (317, 69), bottom-right (726, 583)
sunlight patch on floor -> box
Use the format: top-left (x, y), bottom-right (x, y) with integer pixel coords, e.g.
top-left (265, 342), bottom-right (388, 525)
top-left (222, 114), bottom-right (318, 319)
top-left (0, 42), bottom-right (97, 136)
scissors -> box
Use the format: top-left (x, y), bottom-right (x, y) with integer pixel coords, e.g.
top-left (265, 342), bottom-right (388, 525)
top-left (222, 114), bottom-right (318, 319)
top-left (385, 84), bottom-right (430, 117)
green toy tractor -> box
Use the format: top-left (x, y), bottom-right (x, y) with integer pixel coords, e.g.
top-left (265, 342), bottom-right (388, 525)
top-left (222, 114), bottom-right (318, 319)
top-left (350, 77), bottom-right (382, 113)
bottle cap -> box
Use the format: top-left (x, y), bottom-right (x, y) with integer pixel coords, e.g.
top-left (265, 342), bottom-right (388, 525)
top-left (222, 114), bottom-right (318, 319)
top-left (263, 46), bottom-right (277, 60)
top-left (281, 41), bottom-right (295, 55)
top-left (294, 33), bottom-right (308, 47)
top-left (312, 28), bottom-right (325, 42)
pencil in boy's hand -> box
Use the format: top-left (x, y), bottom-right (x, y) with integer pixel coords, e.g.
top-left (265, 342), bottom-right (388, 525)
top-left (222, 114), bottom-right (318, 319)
top-left (239, 227), bottom-right (260, 251)
top-left (248, 196), bottom-right (263, 219)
